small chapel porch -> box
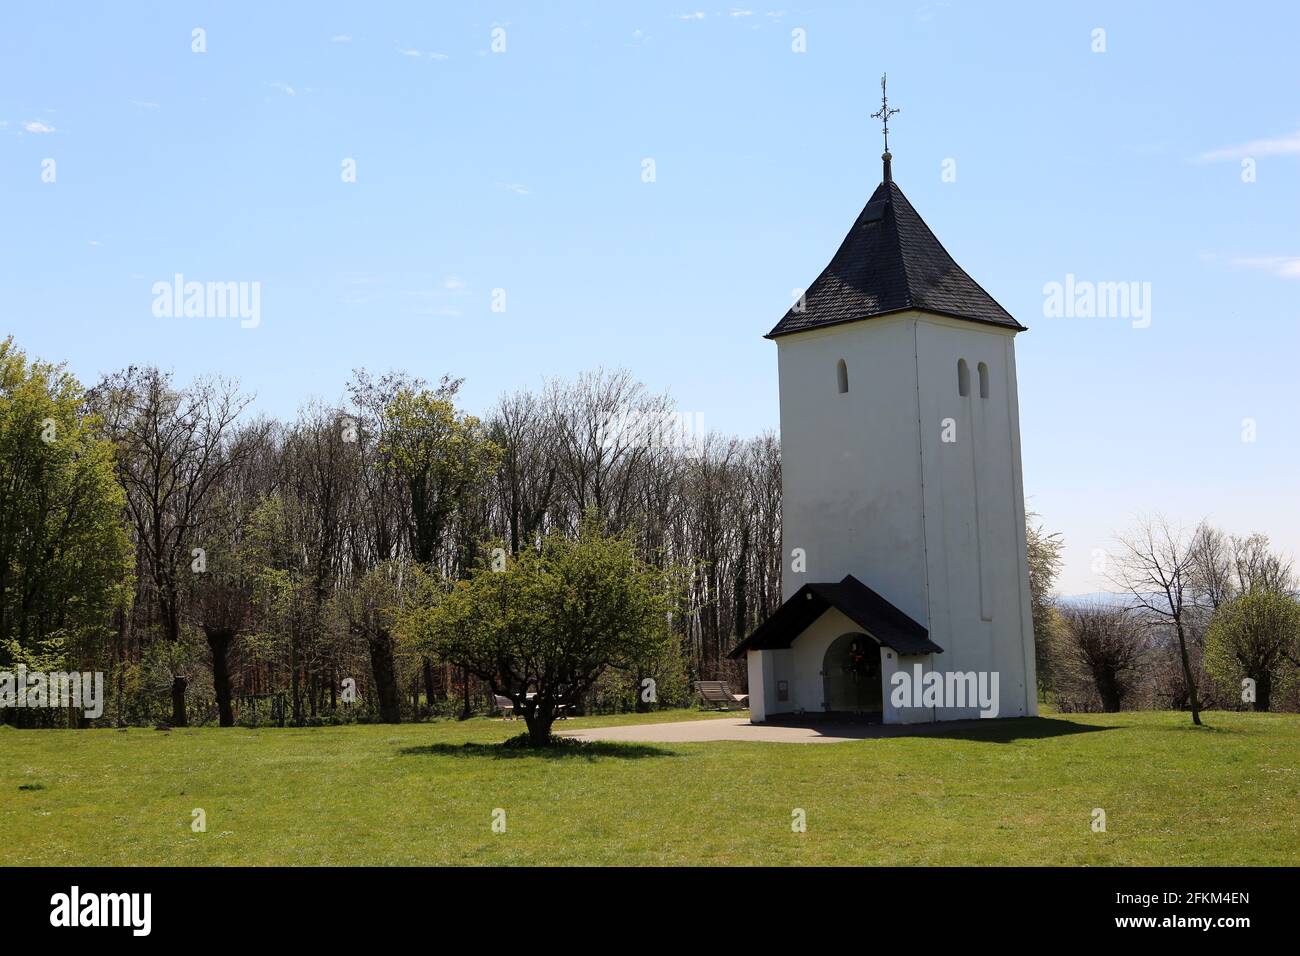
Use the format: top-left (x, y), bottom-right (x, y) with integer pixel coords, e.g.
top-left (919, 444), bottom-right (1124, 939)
top-left (728, 575), bottom-right (944, 725)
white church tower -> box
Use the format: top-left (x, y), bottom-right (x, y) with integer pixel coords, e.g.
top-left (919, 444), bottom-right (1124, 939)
top-left (730, 79), bottom-right (1037, 724)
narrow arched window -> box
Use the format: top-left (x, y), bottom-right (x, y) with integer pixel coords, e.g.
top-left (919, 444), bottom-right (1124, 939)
top-left (836, 359), bottom-right (848, 394)
top-left (957, 359), bottom-right (970, 397)
top-left (977, 362), bottom-right (989, 399)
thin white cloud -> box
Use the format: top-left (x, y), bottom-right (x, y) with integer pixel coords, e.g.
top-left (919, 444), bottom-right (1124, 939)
top-left (498, 182), bottom-right (530, 195)
top-left (677, 12), bottom-right (706, 20)
top-left (397, 46), bottom-right (448, 60)
top-left (23, 120), bottom-right (56, 133)
top-left (1197, 129), bottom-right (1300, 162)
top-left (730, 9), bottom-right (754, 17)
top-left (443, 276), bottom-right (466, 291)
top-left (1230, 256), bottom-right (1300, 279)
top-left (269, 82), bottom-right (296, 96)
top-left (331, 34), bottom-right (352, 43)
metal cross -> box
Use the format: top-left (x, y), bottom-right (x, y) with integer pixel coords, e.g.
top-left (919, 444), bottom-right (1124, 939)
top-left (871, 73), bottom-right (900, 153)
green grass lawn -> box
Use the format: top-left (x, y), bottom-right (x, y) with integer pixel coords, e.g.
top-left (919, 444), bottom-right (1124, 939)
top-left (2, 709), bottom-right (1297, 865)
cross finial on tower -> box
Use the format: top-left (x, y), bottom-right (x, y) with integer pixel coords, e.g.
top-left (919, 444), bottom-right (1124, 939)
top-left (871, 73), bottom-right (900, 181)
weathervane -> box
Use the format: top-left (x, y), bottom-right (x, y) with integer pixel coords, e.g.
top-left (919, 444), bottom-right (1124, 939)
top-left (871, 73), bottom-right (900, 155)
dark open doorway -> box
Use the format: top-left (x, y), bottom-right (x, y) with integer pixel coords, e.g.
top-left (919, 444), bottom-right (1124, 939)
top-left (822, 632), bottom-right (883, 720)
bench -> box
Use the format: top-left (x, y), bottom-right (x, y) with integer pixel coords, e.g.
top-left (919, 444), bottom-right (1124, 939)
top-left (694, 680), bottom-right (749, 710)
top-left (491, 693), bottom-right (573, 720)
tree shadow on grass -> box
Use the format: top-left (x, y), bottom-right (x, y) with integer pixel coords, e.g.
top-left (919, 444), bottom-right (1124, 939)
top-left (898, 716), bottom-right (1117, 744)
top-left (766, 716), bottom-right (1116, 744)
top-left (1154, 718), bottom-right (1254, 736)
top-left (398, 740), bottom-right (673, 761)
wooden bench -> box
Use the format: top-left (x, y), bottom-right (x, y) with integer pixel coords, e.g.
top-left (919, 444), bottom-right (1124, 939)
top-left (694, 680), bottom-right (749, 711)
top-left (491, 693), bottom-right (573, 720)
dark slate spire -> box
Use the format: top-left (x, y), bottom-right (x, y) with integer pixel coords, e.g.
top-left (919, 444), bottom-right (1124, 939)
top-left (771, 76), bottom-right (1020, 338)
top-left (766, 176), bottom-right (1024, 338)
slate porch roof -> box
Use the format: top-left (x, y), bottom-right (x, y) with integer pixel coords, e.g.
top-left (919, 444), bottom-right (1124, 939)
top-left (727, 574), bottom-right (942, 659)
top-left (767, 177), bottom-right (1025, 338)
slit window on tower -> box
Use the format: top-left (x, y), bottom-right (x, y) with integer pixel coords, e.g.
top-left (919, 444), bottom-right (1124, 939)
top-left (978, 362), bottom-right (989, 399)
top-left (957, 359), bottom-right (970, 397)
top-left (836, 359), bottom-right (849, 394)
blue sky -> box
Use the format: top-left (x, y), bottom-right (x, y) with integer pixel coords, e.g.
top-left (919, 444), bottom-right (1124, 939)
top-left (2, 1), bottom-right (1298, 593)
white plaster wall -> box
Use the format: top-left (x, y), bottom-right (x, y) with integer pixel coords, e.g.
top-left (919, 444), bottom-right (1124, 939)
top-left (881, 650), bottom-right (937, 724)
top-left (771, 310), bottom-right (1038, 724)
top-left (748, 648), bottom-right (795, 720)
top-left (746, 651), bottom-right (771, 722)
top-left (915, 315), bottom-right (1036, 719)
top-left (776, 314), bottom-right (928, 628)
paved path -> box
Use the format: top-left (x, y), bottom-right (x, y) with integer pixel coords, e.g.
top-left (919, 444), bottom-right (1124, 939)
top-left (557, 716), bottom-right (990, 745)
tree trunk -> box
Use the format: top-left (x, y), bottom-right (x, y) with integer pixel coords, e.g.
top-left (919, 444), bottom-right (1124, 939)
top-left (291, 631), bottom-right (302, 726)
top-left (1174, 619), bottom-right (1202, 726)
top-left (170, 676), bottom-right (188, 726)
top-left (522, 704), bottom-right (555, 746)
top-left (366, 628), bottom-right (402, 723)
top-left (1254, 671), bottom-right (1272, 712)
top-left (422, 657), bottom-right (436, 717)
top-left (1097, 674), bottom-right (1122, 713)
top-left (206, 628), bottom-right (235, 727)
top-left (460, 665), bottom-right (472, 719)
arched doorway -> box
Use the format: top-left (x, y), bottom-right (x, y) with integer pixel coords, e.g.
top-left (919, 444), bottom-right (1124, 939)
top-left (822, 633), bottom-right (882, 715)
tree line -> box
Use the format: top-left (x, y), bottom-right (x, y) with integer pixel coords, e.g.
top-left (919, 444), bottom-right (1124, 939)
top-left (1033, 516), bottom-right (1300, 723)
top-left (1, 339), bottom-right (779, 728)
top-left (4, 335), bottom-right (1296, 731)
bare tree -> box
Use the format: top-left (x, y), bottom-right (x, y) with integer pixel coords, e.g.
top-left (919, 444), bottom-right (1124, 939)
top-left (489, 388), bottom-right (558, 554)
top-left (1189, 523), bottom-right (1235, 612)
top-left (1056, 604), bottom-right (1149, 711)
top-left (94, 368), bottom-right (253, 726)
top-left (1231, 533), bottom-right (1295, 596)
top-left (1109, 516), bottom-right (1205, 725)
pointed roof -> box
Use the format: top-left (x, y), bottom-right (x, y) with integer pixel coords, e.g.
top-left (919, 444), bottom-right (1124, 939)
top-left (727, 574), bottom-right (942, 659)
top-left (767, 177), bottom-right (1024, 338)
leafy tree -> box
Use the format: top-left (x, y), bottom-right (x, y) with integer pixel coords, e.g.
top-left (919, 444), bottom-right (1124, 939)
top-left (341, 560), bottom-right (426, 723)
top-left (412, 519), bottom-right (685, 745)
top-left (382, 383), bottom-right (499, 567)
top-left (0, 338), bottom-right (131, 724)
top-left (382, 383), bottom-right (500, 714)
top-left (1025, 514), bottom-right (1064, 694)
top-left (1204, 591), bottom-right (1300, 712)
